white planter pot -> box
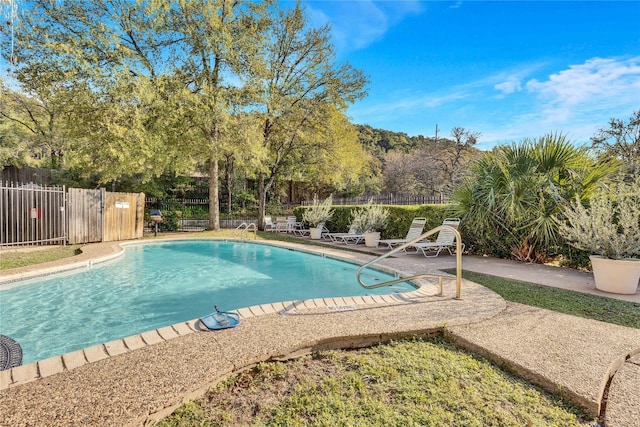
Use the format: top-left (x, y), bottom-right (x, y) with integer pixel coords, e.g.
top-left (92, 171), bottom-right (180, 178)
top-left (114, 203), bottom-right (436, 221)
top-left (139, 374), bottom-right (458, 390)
top-left (364, 231), bottom-right (381, 247)
top-left (590, 255), bottom-right (640, 295)
top-left (309, 227), bottom-right (323, 240)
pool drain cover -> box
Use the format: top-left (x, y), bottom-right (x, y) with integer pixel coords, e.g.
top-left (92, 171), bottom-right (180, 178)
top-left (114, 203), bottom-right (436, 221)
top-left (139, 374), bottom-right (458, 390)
top-left (0, 335), bottom-right (23, 371)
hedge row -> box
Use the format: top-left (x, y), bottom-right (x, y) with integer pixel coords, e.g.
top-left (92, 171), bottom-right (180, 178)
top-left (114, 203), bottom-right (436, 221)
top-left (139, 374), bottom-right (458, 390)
top-left (293, 204), bottom-right (452, 239)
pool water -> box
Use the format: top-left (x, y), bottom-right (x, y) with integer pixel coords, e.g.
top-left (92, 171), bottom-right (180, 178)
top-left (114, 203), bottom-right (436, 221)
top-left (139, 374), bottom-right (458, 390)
top-left (0, 240), bottom-right (414, 365)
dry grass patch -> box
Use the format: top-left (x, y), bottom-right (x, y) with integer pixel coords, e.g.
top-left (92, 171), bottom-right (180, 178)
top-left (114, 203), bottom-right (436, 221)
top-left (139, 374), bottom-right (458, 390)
top-left (155, 338), bottom-right (591, 427)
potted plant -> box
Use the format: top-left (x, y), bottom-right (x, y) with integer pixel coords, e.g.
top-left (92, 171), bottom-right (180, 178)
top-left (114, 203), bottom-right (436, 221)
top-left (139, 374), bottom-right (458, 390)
top-left (351, 199), bottom-right (390, 247)
top-left (560, 180), bottom-right (640, 294)
top-left (302, 195), bottom-right (334, 239)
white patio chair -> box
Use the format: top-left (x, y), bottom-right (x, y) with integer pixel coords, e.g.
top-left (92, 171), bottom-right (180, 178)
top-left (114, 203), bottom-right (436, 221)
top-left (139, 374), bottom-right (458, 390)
top-left (377, 217), bottom-right (427, 249)
top-left (326, 223), bottom-right (365, 245)
top-left (410, 218), bottom-right (465, 257)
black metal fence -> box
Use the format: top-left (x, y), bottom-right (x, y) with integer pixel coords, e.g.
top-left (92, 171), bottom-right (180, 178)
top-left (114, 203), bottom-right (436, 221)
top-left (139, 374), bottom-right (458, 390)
top-left (302, 193), bottom-right (448, 206)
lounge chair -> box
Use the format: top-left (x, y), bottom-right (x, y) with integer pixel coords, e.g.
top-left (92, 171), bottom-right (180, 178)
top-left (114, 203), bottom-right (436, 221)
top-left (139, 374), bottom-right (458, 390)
top-left (410, 218), bottom-right (465, 257)
top-left (275, 217), bottom-right (289, 232)
top-left (320, 224), bottom-right (332, 240)
top-left (377, 217), bottom-right (427, 249)
top-left (326, 224), bottom-right (364, 245)
top-left (264, 216), bottom-right (277, 232)
top-left (294, 222), bottom-right (330, 238)
top-left (292, 220), bottom-right (312, 237)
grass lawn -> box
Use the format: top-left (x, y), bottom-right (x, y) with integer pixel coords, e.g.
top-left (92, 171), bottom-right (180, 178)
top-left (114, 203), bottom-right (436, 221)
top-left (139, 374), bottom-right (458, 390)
top-left (0, 245), bottom-right (83, 270)
top-left (154, 337), bottom-right (590, 427)
top-left (443, 269), bottom-right (640, 329)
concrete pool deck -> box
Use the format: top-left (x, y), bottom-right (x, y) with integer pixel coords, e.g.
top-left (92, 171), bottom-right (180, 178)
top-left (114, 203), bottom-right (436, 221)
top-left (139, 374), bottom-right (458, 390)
top-left (1, 238), bottom-right (639, 426)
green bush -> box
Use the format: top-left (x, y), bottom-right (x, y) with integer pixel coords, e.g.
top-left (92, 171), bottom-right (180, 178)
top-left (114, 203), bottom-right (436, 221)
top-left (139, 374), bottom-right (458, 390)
top-left (158, 210), bottom-right (180, 231)
top-left (449, 134), bottom-right (618, 262)
top-left (294, 204), bottom-right (450, 238)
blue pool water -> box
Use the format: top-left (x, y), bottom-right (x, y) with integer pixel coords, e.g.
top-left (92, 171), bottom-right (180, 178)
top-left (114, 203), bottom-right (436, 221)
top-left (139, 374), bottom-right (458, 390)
top-left (0, 240), bottom-right (414, 365)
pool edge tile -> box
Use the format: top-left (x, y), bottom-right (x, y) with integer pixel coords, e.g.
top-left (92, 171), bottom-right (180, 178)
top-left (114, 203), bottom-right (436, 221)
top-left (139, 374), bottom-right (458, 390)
top-left (157, 326), bottom-right (179, 341)
top-left (185, 320), bottom-right (200, 332)
top-left (173, 322), bottom-right (195, 336)
top-left (342, 297), bottom-right (357, 306)
top-left (62, 349), bottom-right (87, 370)
top-left (124, 335), bottom-right (147, 351)
top-left (10, 362), bottom-right (39, 386)
top-left (236, 307), bottom-right (253, 319)
top-left (38, 356), bottom-right (65, 378)
top-left (104, 339), bottom-right (129, 357)
top-left (0, 368), bottom-right (13, 390)
top-left (259, 304), bottom-right (276, 315)
top-left (141, 330), bottom-right (165, 346)
top-left (84, 344), bottom-right (109, 363)
top-left (351, 296), bottom-right (367, 305)
top-left (312, 298), bottom-right (326, 308)
top-left (333, 297), bottom-right (348, 306)
top-left (271, 302), bottom-right (285, 312)
top-left (248, 305), bottom-right (265, 316)
top-left (322, 297), bottom-right (335, 307)
top-left (302, 299), bottom-right (317, 309)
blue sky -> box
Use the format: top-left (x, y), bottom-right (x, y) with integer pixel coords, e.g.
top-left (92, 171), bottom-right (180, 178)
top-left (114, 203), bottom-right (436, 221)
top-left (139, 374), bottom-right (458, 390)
top-left (305, 1), bottom-right (640, 149)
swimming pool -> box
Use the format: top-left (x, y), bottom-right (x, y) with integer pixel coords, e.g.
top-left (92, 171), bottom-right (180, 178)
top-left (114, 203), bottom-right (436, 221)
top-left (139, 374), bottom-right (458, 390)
top-left (0, 240), bottom-right (415, 365)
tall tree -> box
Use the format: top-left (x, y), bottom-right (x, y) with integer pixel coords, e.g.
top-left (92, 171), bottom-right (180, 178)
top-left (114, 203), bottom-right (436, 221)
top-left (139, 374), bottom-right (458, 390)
top-left (427, 126), bottom-right (479, 193)
top-left (4, 0), bottom-right (270, 229)
top-left (248, 2), bottom-right (368, 229)
top-left (0, 83), bottom-right (67, 168)
top-left (591, 110), bottom-right (640, 179)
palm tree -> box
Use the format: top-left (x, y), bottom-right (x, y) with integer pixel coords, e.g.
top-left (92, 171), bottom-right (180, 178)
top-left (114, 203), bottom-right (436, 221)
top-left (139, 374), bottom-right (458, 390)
top-left (450, 133), bottom-right (618, 261)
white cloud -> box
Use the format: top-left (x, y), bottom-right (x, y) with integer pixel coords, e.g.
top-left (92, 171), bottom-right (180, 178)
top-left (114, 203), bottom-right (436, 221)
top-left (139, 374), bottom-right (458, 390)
top-left (350, 57), bottom-right (640, 149)
top-left (476, 57), bottom-right (640, 147)
top-left (307, 1), bottom-right (424, 53)
top-left (525, 57), bottom-right (640, 122)
top-left (494, 78), bottom-right (522, 95)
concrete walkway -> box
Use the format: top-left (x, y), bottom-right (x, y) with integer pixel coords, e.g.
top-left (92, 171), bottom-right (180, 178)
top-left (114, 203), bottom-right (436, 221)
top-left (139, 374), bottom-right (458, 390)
top-left (1, 238), bottom-right (639, 426)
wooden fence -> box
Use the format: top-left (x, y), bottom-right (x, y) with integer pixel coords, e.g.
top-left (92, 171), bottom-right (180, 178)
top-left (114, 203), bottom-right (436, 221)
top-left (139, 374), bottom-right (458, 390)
top-left (67, 188), bottom-right (104, 244)
top-left (102, 191), bottom-right (145, 242)
top-left (1, 182), bottom-right (145, 247)
top-left (65, 188), bottom-right (145, 244)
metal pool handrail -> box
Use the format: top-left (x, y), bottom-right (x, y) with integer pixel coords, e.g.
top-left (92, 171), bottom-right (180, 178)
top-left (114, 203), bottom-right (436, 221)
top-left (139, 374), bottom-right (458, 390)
top-left (356, 225), bottom-right (463, 299)
top-left (233, 222), bottom-right (257, 240)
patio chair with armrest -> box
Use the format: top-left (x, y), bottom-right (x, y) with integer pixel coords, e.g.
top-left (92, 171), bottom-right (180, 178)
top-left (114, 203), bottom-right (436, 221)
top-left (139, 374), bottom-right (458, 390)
top-left (326, 224), bottom-right (365, 245)
top-left (410, 218), bottom-right (465, 257)
top-left (377, 217), bottom-right (427, 249)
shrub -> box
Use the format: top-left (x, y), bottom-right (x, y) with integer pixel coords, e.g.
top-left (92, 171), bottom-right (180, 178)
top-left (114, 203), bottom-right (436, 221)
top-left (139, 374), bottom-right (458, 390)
top-left (301, 195), bottom-right (334, 227)
top-left (350, 199), bottom-right (390, 233)
top-left (560, 180), bottom-right (640, 259)
top-left (294, 204), bottom-right (450, 237)
top-left (450, 134), bottom-right (618, 262)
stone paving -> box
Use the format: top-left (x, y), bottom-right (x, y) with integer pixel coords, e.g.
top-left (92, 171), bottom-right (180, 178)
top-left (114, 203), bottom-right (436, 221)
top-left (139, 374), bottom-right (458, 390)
top-left (1, 237), bottom-right (639, 426)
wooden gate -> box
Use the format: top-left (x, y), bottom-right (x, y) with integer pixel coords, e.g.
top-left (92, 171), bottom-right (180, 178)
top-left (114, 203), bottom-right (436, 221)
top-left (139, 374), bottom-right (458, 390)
top-left (67, 188), bottom-right (104, 244)
top-left (103, 192), bottom-right (144, 242)
top-left (66, 189), bottom-right (144, 244)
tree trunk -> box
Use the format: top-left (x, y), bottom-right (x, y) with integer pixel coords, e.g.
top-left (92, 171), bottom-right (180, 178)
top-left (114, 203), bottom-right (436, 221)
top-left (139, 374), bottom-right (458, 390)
top-left (257, 172), bottom-right (276, 231)
top-left (257, 173), bottom-right (267, 231)
top-left (208, 159), bottom-right (220, 230)
top-left (225, 154), bottom-right (234, 215)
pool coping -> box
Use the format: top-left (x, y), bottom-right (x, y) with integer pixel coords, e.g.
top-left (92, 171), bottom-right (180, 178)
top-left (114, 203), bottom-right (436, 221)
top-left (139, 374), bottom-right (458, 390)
top-left (0, 238), bottom-right (441, 390)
